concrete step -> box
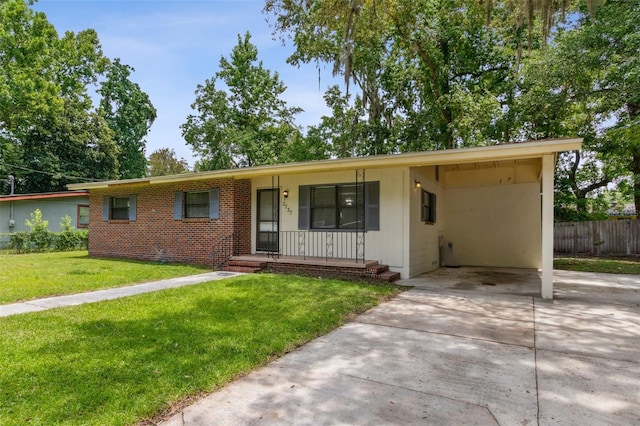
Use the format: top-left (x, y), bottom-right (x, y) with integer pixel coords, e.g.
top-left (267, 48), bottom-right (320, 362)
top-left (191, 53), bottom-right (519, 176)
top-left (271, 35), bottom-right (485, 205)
top-left (222, 266), bottom-right (263, 273)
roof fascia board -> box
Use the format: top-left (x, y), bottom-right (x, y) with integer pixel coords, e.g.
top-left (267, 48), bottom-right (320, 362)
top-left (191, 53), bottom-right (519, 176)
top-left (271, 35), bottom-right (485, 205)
top-left (0, 191), bottom-right (90, 202)
top-left (67, 138), bottom-right (581, 190)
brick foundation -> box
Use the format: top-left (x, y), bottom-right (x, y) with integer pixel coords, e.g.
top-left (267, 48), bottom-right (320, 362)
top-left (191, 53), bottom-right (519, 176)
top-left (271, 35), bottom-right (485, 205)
top-left (265, 262), bottom-right (367, 279)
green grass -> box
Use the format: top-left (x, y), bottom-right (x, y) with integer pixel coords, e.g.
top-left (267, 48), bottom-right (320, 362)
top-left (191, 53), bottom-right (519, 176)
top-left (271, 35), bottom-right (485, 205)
top-left (0, 251), bottom-right (208, 304)
top-left (554, 256), bottom-right (640, 274)
top-left (0, 274), bottom-right (399, 425)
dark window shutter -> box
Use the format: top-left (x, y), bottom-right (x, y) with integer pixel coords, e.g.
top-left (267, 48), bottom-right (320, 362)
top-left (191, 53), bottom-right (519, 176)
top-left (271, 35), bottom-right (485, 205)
top-left (173, 191), bottom-right (183, 220)
top-left (102, 196), bottom-right (110, 221)
top-left (128, 195), bottom-right (137, 221)
top-left (365, 181), bottom-right (380, 231)
top-left (298, 185), bottom-right (310, 230)
top-left (209, 188), bottom-right (220, 219)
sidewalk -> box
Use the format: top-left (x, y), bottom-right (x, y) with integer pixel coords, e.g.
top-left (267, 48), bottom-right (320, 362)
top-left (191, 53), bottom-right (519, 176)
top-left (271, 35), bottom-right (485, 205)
top-left (0, 271), bottom-right (243, 318)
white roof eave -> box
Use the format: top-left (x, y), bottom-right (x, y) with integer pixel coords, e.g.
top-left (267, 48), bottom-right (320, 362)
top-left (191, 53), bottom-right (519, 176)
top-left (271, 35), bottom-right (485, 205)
top-left (67, 138), bottom-right (581, 190)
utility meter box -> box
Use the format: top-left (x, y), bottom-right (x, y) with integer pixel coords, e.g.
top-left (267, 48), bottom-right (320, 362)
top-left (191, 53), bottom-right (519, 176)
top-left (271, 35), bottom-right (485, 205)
top-left (8, 219), bottom-right (15, 228)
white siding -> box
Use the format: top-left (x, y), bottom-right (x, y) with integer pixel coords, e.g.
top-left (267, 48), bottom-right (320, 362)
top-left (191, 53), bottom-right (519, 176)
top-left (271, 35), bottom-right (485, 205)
top-left (445, 182), bottom-right (541, 268)
top-left (408, 166), bottom-right (446, 277)
top-left (250, 168), bottom-right (407, 275)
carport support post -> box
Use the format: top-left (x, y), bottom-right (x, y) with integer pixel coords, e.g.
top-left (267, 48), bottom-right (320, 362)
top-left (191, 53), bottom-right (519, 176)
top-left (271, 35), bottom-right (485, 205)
top-left (541, 154), bottom-right (555, 299)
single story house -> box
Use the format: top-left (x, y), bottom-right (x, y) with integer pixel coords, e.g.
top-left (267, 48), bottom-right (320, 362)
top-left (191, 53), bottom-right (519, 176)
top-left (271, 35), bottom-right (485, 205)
top-left (0, 191), bottom-right (90, 246)
top-left (68, 138), bottom-right (582, 299)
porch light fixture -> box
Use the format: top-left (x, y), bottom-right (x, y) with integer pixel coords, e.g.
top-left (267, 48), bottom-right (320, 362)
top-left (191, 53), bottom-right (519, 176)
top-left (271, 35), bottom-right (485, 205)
top-left (414, 180), bottom-right (422, 188)
top-left (283, 190), bottom-right (289, 198)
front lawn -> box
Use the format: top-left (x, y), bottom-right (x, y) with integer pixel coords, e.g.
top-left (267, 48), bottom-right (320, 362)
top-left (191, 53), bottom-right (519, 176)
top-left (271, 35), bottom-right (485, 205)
top-left (554, 256), bottom-right (640, 274)
top-left (0, 251), bottom-right (208, 304)
top-left (0, 274), bottom-right (399, 425)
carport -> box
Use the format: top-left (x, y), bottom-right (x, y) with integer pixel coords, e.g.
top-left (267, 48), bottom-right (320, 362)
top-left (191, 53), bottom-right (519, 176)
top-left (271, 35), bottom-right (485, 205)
top-left (409, 145), bottom-right (565, 299)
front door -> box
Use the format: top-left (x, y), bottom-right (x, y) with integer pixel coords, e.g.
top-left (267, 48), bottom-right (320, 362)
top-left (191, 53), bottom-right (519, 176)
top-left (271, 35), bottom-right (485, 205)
top-left (256, 189), bottom-right (279, 252)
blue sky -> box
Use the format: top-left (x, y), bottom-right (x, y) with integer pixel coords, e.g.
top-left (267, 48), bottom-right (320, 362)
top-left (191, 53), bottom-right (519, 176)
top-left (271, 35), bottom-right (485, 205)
top-left (32, 0), bottom-right (340, 166)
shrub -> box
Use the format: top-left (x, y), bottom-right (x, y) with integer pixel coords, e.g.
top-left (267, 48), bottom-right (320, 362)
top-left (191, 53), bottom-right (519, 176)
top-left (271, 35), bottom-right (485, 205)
top-left (25, 209), bottom-right (55, 251)
top-left (76, 229), bottom-right (89, 249)
top-left (8, 232), bottom-right (29, 253)
top-left (55, 215), bottom-right (80, 251)
top-left (5, 211), bottom-right (89, 254)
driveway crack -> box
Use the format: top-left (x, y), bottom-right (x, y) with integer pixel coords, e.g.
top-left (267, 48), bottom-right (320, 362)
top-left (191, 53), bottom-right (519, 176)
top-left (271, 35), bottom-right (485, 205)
top-left (341, 372), bottom-right (499, 424)
top-left (354, 319), bottom-right (535, 350)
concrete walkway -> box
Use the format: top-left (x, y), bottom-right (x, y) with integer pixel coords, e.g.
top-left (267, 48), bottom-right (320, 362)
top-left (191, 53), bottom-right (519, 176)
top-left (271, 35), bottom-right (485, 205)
top-left (162, 268), bottom-right (640, 425)
top-left (0, 271), bottom-right (243, 317)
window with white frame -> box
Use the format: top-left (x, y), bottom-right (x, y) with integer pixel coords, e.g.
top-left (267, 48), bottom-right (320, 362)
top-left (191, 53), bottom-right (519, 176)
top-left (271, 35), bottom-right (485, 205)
top-left (77, 204), bottom-right (89, 228)
top-left (421, 189), bottom-right (436, 223)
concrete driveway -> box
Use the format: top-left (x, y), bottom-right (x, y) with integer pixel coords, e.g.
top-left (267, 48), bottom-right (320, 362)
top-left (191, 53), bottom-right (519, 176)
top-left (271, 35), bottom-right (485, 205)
top-left (162, 268), bottom-right (640, 425)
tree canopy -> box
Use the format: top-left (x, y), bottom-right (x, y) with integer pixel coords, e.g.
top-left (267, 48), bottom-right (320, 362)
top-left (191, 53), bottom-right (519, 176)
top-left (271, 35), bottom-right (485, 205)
top-left (181, 32), bottom-right (310, 170)
top-left (0, 0), bottom-right (155, 194)
top-left (514, 0), bottom-right (640, 217)
top-left (263, 0), bottom-right (636, 219)
top-left (99, 59), bottom-right (157, 180)
top-left (147, 148), bottom-right (189, 177)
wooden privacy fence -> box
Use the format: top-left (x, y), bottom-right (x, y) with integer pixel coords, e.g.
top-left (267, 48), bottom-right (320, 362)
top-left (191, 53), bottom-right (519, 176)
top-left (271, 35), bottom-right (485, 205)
top-left (555, 219), bottom-right (640, 255)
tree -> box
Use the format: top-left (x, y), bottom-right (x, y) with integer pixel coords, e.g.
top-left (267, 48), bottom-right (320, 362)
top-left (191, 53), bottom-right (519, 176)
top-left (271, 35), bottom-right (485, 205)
top-left (17, 97), bottom-right (119, 193)
top-left (1, 0), bottom-right (155, 192)
top-left (0, 0), bottom-right (119, 192)
top-left (1, 0), bottom-right (61, 181)
top-left (99, 59), bottom-right (157, 179)
top-left (181, 32), bottom-right (306, 170)
top-left (265, 0), bottom-right (523, 155)
top-left (516, 0), bottom-right (640, 217)
top-left (147, 148), bottom-right (189, 176)
top-left (307, 86), bottom-right (362, 158)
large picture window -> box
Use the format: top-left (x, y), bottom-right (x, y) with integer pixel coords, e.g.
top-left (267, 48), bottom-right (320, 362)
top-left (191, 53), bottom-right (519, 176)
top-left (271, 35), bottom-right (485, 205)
top-left (299, 182), bottom-right (379, 231)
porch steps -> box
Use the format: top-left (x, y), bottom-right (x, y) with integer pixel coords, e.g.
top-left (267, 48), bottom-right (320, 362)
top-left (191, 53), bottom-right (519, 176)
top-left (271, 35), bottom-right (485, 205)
top-left (367, 264), bottom-right (390, 274)
top-left (376, 270), bottom-right (402, 282)
top-left (366, 263), bottom-right (401, 282)
top-left (222, 256), bottom-right (401, 283)
top-left (221, 259), bottom-right (267, 274)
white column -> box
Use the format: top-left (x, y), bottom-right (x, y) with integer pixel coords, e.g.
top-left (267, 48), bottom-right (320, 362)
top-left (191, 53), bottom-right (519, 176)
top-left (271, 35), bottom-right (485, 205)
top-left (541, 154), bottom-right (555, 299)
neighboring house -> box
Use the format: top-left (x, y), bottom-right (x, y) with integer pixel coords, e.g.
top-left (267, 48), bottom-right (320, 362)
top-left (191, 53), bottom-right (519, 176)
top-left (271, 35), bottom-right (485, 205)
top-left (68, 138), bottom-right (582, 299)
top-left (0, 191), bottom-right (90, 245)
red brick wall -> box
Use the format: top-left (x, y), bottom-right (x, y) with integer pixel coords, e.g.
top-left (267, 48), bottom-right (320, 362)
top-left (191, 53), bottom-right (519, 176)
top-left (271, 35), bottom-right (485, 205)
top-left (266, 262), bottom-right (367, 280)
top-left (88, 178), bottom-right (251, 267)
